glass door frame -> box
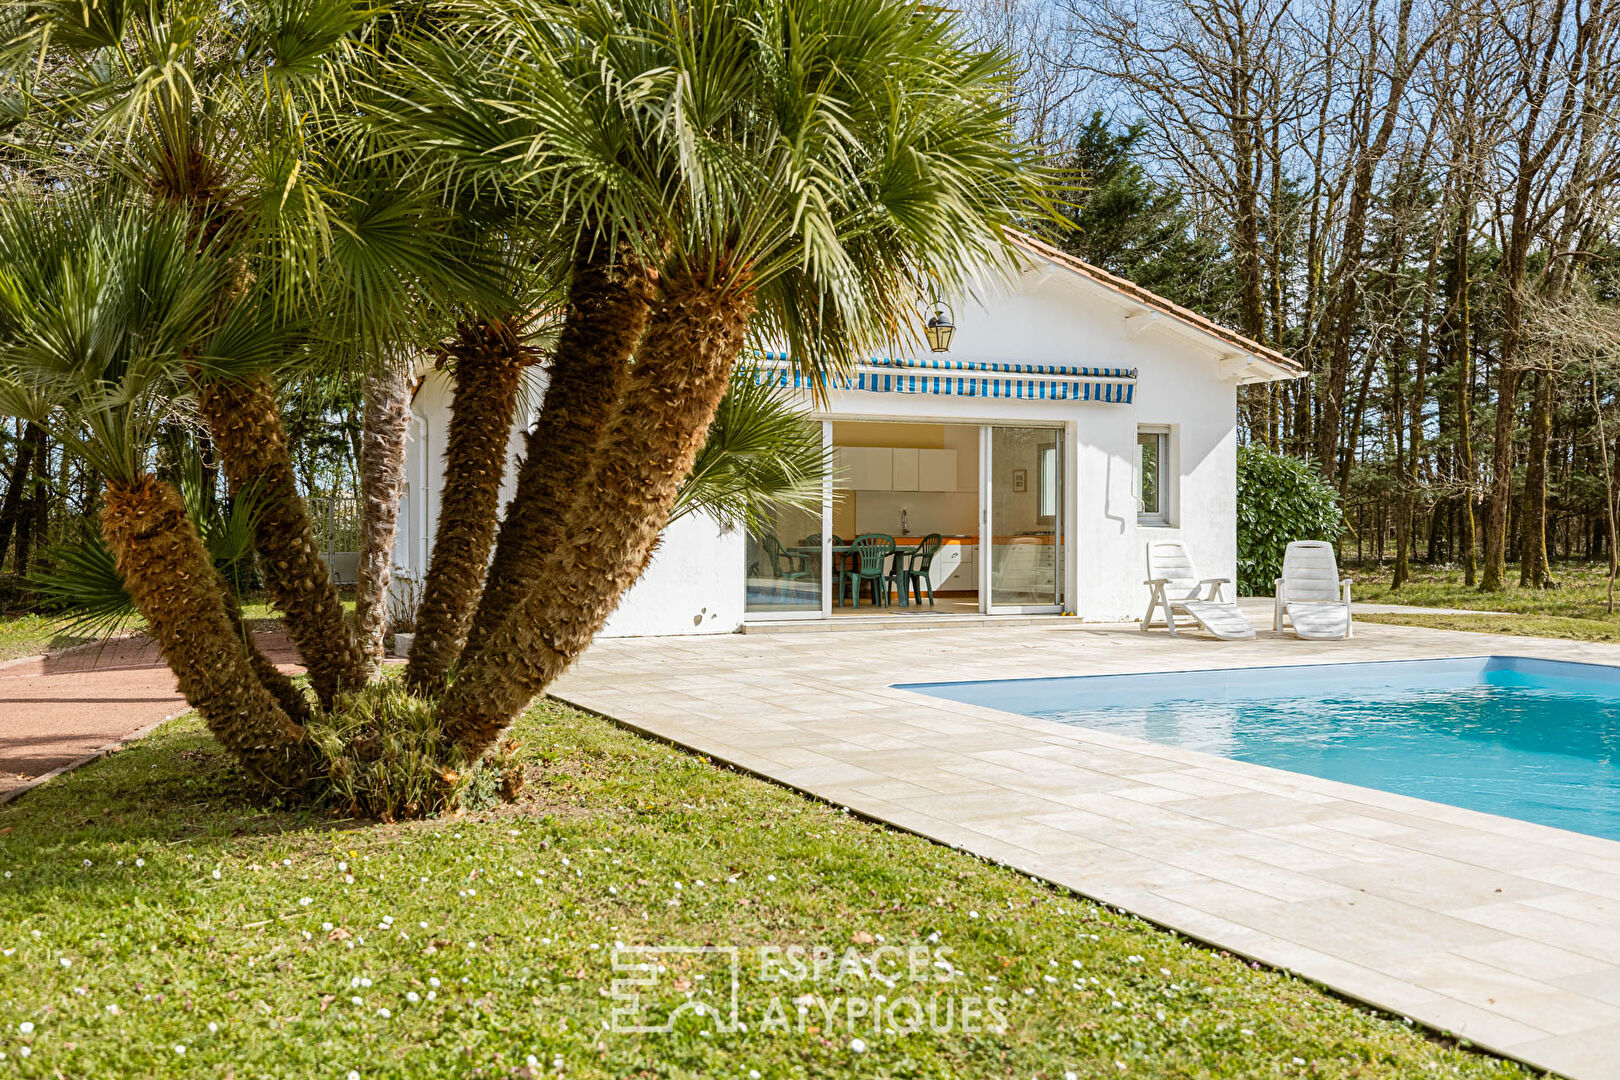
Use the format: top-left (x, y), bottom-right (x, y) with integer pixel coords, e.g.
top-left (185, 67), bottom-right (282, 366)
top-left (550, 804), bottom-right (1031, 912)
top-left (979, 424), bottom-right (1066, 615)
top-left (741, 420), bottom-right (834, 623)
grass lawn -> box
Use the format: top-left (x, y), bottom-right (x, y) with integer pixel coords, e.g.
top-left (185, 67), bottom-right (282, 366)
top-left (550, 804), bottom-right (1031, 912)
top-left (1344, 561), bottom-right (1620, 643)
top-left (0, 699), bottom-right (1531, 1079)
top-left (0, 612), bottom-right (98, 663)
top-left (0, 597), bottom-right (350, 663)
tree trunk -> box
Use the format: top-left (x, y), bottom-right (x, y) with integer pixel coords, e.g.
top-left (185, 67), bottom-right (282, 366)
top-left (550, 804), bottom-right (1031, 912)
top-left (100, 475), bottom-right (310, 789)
top-left (1482, 356), bottom-right (1520, 591)
top-left (353, 357), bottom-right (413, 673)
top-left (222, 580), bottom-right (312, 725)
top-left (14, 432), bottom-right (47, 576)
top-left (1520, 367), bottom-right (1556, 587)
top-left (404, 320), bottom-right (532, 694)
top-left (0, 422), bottom-right (43, 572)
top-left (199, 373), bottom-right (366, 706)
top-left (441, 270), bottom-right (751, 758)
top-left (1444, 207), bottom-right (1477, 586)
top-left (1596, 370), bottom-right (1619, 612)
top-left (460, 249), bottom-right (651, 661)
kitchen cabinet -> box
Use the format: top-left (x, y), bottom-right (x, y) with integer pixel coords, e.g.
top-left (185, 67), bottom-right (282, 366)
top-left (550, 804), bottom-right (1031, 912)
top-left (891, 448), bottom-right (919, 490)
top-left (834, 446), bottom-right (956, 492)
top-left (918, 449), bottom-right (956, 491)
top-left (836, 446), bottom-right (891, 490)
top-left (957, 543), bottom-right (977, 590)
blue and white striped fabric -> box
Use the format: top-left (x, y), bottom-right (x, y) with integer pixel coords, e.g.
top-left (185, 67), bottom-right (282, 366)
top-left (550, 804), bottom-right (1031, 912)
top-left (750, 351), bottom-right (1136, 404)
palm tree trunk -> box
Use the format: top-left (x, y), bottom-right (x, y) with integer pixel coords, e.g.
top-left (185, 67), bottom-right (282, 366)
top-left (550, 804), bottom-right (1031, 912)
top-left (404, 319), bottom-right (532, 693)
top-left (441, 270), bottom-right (751, 757)
top-left (353, 357), bottom-right (413, 673)
top-left (100, 474), bottom-right (311, 789)
top-left (460, 249), bottom-right (650, 663)
top-left (199, 373), bottom-right (367, 706)
top-left (221, 580), bottom-right (312, 725)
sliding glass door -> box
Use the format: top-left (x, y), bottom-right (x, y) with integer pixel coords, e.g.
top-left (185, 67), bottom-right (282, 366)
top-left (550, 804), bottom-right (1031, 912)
top-left (744, 420), bottom-right (831, 619)
top-left (982, 425), bottom-right (1064, 612)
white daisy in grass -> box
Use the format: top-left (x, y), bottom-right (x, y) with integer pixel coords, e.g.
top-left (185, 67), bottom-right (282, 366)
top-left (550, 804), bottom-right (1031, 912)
top-left (18, 1021), bottom-right (34, 1034)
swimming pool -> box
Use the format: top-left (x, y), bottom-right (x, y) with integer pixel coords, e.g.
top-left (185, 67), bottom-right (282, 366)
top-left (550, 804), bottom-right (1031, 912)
top-left (901, 656), bottom-right (1620, 842)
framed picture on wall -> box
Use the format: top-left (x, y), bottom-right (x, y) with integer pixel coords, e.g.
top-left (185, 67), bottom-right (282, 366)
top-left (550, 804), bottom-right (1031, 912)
top-left (1011, 469), bottom-right (1027, 493)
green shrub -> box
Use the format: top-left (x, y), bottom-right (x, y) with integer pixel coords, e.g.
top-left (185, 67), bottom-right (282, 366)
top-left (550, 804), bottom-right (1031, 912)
top-left (305, 679), bottom-right (522, 821)
top-left (1236, 445), bottom-right (1342, 595)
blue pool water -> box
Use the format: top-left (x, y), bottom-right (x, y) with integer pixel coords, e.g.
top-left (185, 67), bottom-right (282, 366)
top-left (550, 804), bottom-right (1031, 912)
top-left (901, 656), bottom-right (1620, 842)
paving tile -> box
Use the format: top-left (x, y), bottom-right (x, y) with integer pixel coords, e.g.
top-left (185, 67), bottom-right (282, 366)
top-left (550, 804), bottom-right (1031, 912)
top-left (1504, 1024), bottom-right (1620, 1080)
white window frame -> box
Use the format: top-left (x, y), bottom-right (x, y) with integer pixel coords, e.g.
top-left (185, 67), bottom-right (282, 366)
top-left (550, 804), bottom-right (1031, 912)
top-left (1136, 426), bottom-right (1173, 527)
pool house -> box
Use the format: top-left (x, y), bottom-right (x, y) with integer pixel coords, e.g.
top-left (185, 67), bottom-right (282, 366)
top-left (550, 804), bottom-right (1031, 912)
top-left (398, 230), bottom-right (1303, 636)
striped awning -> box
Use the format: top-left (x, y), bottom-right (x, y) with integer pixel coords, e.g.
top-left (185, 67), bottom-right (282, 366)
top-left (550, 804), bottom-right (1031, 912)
top-left (752, 351), bottom-right (1136, 404)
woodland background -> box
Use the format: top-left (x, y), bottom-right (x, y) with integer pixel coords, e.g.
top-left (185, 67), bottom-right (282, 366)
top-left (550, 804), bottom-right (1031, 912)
top-left (4, 0), bottom-right (1619, 597)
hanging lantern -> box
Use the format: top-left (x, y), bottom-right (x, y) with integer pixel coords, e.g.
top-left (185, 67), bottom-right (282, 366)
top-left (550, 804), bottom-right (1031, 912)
top-left (923, 300), bottom-right (955, 353)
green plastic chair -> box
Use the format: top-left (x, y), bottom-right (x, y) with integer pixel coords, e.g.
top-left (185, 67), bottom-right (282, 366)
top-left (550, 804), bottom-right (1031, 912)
top-left (892, 533), bottom-right (942, 607)
top-left (839, 534), bottom-right (896, 607)
top-left (759, 534), bottom-right (811, 581)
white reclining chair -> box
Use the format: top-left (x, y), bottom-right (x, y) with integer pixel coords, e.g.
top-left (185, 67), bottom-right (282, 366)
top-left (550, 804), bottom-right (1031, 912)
top-left (1274, 540), bottom-right (1353, 639)
top-left (1141, 542), bottom-right (1255, 640)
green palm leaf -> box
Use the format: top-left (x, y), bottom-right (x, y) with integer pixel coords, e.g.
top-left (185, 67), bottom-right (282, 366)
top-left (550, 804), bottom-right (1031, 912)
top-left (670, 368), bottom-right (830, 532)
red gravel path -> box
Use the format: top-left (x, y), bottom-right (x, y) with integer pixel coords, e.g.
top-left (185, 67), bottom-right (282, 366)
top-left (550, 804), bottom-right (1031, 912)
top-left (0, 632), bottom-right (304, 803)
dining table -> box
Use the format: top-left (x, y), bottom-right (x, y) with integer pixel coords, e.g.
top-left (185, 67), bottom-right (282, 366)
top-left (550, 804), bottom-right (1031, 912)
top-left (785, 540), bottom-right (912, 606)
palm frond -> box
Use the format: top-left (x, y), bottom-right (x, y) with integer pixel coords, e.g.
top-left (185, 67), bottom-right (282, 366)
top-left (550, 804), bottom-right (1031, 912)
top-left (670, 368), bottom-right (829, 532)
top-left (0, 191), bottom-right (235, 481)
top-left (29, 521), bottom-right (137, 639)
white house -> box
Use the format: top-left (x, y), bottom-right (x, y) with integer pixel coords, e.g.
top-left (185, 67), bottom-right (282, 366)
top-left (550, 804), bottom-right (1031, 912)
top-left (396, 230), bottom-right (1302, 637)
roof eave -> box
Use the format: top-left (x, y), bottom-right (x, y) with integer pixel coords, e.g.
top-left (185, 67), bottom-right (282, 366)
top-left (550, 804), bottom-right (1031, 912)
top-left (1003, 228), bottom-right (1306, 383)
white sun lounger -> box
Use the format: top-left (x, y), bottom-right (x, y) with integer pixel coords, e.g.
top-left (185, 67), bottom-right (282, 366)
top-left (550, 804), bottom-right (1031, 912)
top-left (1274, 540), bottom-right (1353, 639)
top-left (1141, 542), bottom-right (1255, 640)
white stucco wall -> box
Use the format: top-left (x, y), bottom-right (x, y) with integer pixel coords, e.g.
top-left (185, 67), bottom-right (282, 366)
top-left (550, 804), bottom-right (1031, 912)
top-left (598, 514), bottom-right (746, 637)
top-left (399, 251), bottom-right (1280, 637)
top-left (399, 365), bottom-right (742, 638)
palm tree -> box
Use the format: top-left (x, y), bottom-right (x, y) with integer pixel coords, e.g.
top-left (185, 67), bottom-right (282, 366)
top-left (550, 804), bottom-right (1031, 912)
top-left (432, 0), bottom-right (1043, 756)
top-left (376, 33), bottom-right (654, 692)
top-left (4, 0), bottom-right (501, 701)
top-left (0, 0), bottom-right (1041, 814)
top-left (401, 314), bottom-right (537, 693)
top-left (0, 195), bottom-right (311, 788)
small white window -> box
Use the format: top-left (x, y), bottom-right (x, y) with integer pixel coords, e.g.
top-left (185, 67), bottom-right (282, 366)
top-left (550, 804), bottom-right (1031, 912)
top-left (1137, 427), bottom-right (1170, 526)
